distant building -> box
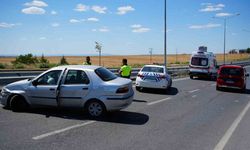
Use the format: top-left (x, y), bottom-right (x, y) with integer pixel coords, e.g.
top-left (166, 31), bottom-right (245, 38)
top-left (229, 49), bottom-right (238, 54)
top-left (239, 49), bottom-right (247, 54)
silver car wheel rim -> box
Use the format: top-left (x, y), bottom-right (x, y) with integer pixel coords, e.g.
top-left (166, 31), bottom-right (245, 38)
top-left (88, 102), bottom-right (103, 116)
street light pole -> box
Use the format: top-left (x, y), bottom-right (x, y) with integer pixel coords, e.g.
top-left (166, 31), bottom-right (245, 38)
top-left (213, 13), bottom-right (240, 65)
top-left (223, 18), bottom-right (226, 65)
top-left (164, 0), bottom-right (167, 69)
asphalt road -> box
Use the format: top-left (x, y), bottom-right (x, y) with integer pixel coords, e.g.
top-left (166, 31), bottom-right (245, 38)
top-left (0, 66), bottom-right (250, 150)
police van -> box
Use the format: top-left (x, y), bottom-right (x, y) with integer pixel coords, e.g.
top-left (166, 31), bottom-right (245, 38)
top-left (189, 46), bottom-right (218, 80)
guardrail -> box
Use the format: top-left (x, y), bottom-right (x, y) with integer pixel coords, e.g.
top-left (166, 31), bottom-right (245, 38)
top-left (0, 60), bottom-right (249, 86)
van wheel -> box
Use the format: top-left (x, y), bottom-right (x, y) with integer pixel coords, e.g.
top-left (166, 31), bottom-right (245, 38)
top-left (211, 74), bottom-right (217, 81)
top-left (10, 95), bottom-right (29, 112)
top-left (86, 100), bottom-right (106, 118)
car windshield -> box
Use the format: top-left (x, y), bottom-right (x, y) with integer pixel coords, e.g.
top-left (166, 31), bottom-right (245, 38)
top-left (220, 68), bottom-right (243, 76)
top-left (95, 67), bottom-right (117, 81)
top-left (191, 57), bottom-right (208, 66)
top-left (142, 67), bottom-right (164, 73)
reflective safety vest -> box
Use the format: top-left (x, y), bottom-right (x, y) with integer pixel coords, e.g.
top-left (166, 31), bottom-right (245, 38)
top-left (83, 62), bottom-right (91, 65)
top-left (120, 65), bottom-right (131, 77)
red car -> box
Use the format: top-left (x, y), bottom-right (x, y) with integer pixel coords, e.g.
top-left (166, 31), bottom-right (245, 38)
top-left (216, 65), bottom-right (249, 92)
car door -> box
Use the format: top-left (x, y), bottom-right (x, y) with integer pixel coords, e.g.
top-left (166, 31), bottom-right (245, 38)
top-left (27, 70), bottom-right (62, 106)
top-left (59, 69), bottom-right (90, 107)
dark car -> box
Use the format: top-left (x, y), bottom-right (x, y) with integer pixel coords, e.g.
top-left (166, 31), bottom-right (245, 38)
top-left (216, 65), bottom-right (249, 92)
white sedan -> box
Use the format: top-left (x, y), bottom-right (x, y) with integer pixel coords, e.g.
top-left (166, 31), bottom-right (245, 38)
top-left (0, 65), bottom-right (134, 117)
top-left (135, 65), bottom-right (172, 91)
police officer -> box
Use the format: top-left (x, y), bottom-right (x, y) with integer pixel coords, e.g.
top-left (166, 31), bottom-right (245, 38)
top-left (83, 56), bottom-right (91, 65)
top-left (119, 58), bottom-right (132, 79)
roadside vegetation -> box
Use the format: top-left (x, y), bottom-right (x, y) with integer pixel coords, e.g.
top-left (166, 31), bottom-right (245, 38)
top-left (0, 54), bottom-right (70, 69)
top-left (0, 53), bottom-right (249, 70)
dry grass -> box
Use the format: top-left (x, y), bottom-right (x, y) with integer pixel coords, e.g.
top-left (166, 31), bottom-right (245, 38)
top-left (0, 54), bottom-right (249, 69)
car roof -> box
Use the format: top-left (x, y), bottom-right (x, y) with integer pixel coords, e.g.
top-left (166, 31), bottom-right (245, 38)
top-left (51, 65), bottom-right (101, 70)
top-left (142, 65), bottom-right (165, 68)
top-left (220, 65), bottom-right (243, 69)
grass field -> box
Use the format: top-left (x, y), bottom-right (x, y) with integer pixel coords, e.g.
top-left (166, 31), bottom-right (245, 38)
top-left (0, 53), bottom-right (249, 69)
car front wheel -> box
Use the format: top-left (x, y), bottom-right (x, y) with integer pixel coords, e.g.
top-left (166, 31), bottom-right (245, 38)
top-left (10, 95), bottom-right (29, 112)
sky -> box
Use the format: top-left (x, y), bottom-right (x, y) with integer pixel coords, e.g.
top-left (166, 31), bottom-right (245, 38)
top-left (0, 0), bottom-right (250, 56)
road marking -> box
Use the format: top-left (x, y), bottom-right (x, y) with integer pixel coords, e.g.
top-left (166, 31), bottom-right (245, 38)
top-left (214, 101), bottom-right (250, 150)
top-left (32, 121), bottom-right (96, 140)
top-left (192, 95), bottom-right (197, 98)
top-left (189, 89), bottom-right (200, 93)
top-left (210, 83), bottom-right (216, 86)
top-left (173, 77), bottom-right (189, 82)
top-left (147, 97), bottom-right (172, 106)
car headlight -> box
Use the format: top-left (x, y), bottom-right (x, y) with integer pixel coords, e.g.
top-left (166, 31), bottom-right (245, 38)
top-left (1, 87), bottom-right (10, 96)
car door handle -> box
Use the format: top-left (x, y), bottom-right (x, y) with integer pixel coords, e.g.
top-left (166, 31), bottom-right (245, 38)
top-left (49, 88), bottom-right (55, 91)
top-left (82, 87), bottom-right (88, 90)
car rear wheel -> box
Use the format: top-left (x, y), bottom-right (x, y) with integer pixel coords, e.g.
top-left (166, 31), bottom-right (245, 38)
top-left (10, 95), bottom-right (29, 112)
top-left (167, 79), bottom-right (172, 90)
top-left (216, 86), bottom-right (222, 91)
top-left (240, 85), bottom-right (246, 93)
top-left (86, 100), bottom-right (106, 118)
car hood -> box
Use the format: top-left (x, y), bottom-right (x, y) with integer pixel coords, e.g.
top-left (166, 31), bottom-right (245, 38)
top-left (5, 79), bottom-right (30, 90)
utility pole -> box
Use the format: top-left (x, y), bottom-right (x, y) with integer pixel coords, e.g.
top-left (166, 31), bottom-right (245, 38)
top-left (95, 42), bottom-right (102, 66)
top-left (176, 48), bottom-right (178, 63)
top-left (213, 13), bottom-right (240, 65)
top-left (149, 48), bottom-right (153, 64)
top-left (164, 0), bottom-right (167, 69)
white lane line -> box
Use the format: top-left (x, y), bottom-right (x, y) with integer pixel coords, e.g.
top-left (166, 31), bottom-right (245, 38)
top-left (147, 97), bottom-right (172, 106)
top-left (214, 101), bottom-right (250, 150)
top-left (32, 121), bottom-right (96, 140)
top-left (189, 89), bottom-right (200, 93)
top-left (210, 83), bottom-right (216, 86)
top-left (192, 95), bottom-right (197, 98)
top-left (173, 77), bottom-right (189, 82)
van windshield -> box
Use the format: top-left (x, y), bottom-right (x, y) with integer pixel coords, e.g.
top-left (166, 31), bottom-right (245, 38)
top-left (220, 68), bottom-right (243, 76)
top-left (191, 57), bottom-right (208, 66)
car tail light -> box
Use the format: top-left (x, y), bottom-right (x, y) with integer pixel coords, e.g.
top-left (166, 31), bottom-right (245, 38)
top-left (159, 75), bottom-right (166, 79)
top-left (116, 86), bottom-right (129, 93)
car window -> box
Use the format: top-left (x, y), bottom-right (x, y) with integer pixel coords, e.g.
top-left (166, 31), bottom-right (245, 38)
top-left (95, 67), bottom-right (117, 81)
top-left (220, 68), bottom-right (243, 76)
top-left (36, 70), bottom-right (62, 85)
top-left (191, 57), bottom-right (208, 66)
top-left (142, 67), bottom-right (164, 73)
top-left (64, 70), bottom-right (90, 84)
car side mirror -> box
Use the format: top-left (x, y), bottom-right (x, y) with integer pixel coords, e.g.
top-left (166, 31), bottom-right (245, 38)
top-left (246, 73), bottom-right (249, 77)
top-left (32, 80), bottom-right (38, 86)
top-left (216, 65), bottom-right (220, 69)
